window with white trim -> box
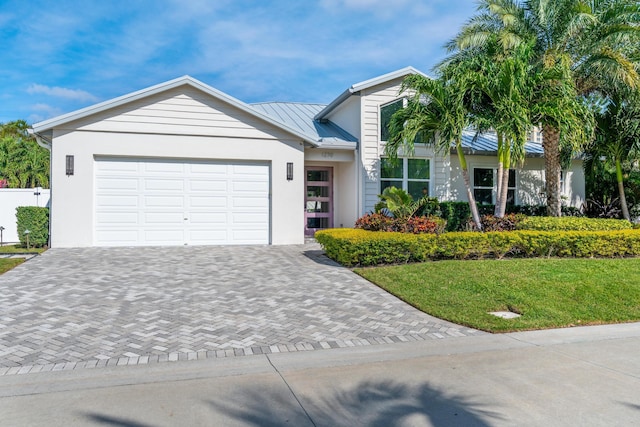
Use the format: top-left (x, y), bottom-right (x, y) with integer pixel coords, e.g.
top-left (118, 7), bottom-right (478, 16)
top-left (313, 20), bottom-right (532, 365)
top-left (380, 99), bottom-right (404, 141)
top-left (473, 168), bottom-right (516, 205)
top-left (381, 158), bottom-right (430, 200)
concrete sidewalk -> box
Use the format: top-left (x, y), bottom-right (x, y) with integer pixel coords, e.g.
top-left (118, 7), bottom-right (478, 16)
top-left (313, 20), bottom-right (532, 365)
top-left (2, 322), bottom-right (639, 426)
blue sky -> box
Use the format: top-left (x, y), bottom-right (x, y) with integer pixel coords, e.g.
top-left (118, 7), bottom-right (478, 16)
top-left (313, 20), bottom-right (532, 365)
top-left (0, 0), bottom-right (476, 124)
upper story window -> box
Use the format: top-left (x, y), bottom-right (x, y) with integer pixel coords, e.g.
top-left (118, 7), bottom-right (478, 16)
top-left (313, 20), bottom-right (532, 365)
top-left (380, 99), bottom-right (404, 142)
top-left (380, 158), bottom-right (430, 200)
top-left (473, 168), bottom-right (516, 205)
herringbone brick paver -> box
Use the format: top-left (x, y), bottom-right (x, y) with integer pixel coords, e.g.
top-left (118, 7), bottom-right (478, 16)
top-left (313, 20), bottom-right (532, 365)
top-left (0, 243), bottom-right (483, 375)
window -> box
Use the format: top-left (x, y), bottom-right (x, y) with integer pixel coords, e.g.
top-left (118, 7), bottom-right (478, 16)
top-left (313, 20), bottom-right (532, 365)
top-left (380, 99), bottom-right (403, 141)
top-left (473, 168), bottom-right (516, 205)
top-left (381, 158), bottom-right (430, 200)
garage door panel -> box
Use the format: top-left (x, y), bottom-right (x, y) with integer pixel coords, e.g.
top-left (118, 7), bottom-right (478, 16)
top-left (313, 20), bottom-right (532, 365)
top-left (144, 229), bottom-right (185, 244)
top-left (143, 212), bottom-right (185, 224)
top-left (232, 181), bottom-right (269, 192)
top-left (97, 161), bottom-right (139, 173)
top-left (144, 195), bottom-right (185, 207)
top-left (232, 213), bottom-right (269, 224)
top-left (144, 179), bottom-right (184, 191)
top-left (231, 229), bottom-right (269, 244)
top-left (95, 158), bottom-right (270, 246)
top-left (188, 228), bottom-right (229, 244)
top-left (97, 178), bottom-right (139, 191)
top-left (232, 164), bottom-right (268, 175)
top-left (95, 230), bottom-right (139, 245)
top-left (233, 196), bottom-right (269, 208)
top-left (144, 162), bottom-right (184, 174)
top-left (189, 212), bottom-right (227, 224)
top-left (189, 195), bottom-right (227, 208)
top-left (188, 180), bottom-right (227, 192)
top-left (97, 212), bottom-right (139, 225)
top-left (189, 162), bottom-right (227, 172)
top-left (96, 195), bottom-right (139, 208)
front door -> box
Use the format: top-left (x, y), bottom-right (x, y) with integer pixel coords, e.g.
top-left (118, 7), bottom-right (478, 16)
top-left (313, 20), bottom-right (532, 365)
top-left (305, 167), bottom-right (333, 236)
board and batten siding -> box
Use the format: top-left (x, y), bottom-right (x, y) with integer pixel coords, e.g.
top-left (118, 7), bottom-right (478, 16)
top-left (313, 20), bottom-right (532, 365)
top-left (358, 78), bottom-right (450, 214)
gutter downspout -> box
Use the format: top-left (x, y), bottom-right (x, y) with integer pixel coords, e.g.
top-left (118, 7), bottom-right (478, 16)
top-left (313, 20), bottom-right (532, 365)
top-left (27, 129), bottom-right (52, 247)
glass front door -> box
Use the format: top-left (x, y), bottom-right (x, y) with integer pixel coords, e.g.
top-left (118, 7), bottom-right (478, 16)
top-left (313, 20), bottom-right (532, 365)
top-left (305, 167), bottom-right (333, 236)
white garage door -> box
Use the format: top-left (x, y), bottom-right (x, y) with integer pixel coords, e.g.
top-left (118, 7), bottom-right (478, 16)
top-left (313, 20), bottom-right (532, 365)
top-left (94, 158), bottom-right (270, 246)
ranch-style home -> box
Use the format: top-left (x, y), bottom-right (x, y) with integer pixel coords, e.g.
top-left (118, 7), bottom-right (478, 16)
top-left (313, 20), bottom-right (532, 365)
top-left (31, 67), bottom-right (585, 247)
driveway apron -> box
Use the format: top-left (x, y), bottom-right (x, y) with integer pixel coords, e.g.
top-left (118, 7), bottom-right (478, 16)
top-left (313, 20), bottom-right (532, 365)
top-left (0, 244), bottom-right (483, 374)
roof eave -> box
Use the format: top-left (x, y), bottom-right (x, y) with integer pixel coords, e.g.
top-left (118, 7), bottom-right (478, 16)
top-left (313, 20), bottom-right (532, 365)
top-left (314, 66), bottom-right (430, 121)
top-left (453, 147), bottom-right (545, 158)
top-left (313, 88), bottom-right (355, 121)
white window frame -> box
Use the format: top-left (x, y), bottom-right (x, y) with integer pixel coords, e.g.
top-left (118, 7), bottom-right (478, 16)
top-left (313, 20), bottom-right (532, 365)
top-left (472, 167), bottom-right (517, 205)
top-left (380, 157), bottom-right (432, 199)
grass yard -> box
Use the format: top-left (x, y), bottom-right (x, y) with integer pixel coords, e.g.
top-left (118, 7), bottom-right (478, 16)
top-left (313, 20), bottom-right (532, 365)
top-left (355, 258), bottom-right (640, 332)
top-left (0, 245), bottom-right (46, 254)
top-left (0, 258), bottom-right (24, 274)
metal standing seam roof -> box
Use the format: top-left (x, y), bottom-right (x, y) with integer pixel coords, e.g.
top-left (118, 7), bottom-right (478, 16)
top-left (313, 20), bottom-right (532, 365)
top-left (460, 130), bottom-right (544, 156)
top-left (250, 102), bottom-right (358, 149)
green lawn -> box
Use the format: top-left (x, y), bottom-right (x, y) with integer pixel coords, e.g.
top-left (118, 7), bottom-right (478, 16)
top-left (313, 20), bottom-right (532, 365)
top-left (0, 258), bottom-right (24, 274)
top-left (355, 258), bottom-right (640, 332)
top-left (0, 245), bottom-right (46, 254)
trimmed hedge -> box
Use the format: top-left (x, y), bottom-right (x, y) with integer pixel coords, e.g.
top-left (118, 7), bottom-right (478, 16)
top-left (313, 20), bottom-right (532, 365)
top-left (439, 203), bottom-right (584, 231)
top-left (16, 206), bottom-right (49, 248)
top-left (516, 216), bottom-right (632, 231)
top-left (315, 228), bottom-right (640, 266)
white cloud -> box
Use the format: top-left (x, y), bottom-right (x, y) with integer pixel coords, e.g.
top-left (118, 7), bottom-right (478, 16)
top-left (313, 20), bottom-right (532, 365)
top-left (27, 84), bottom-right (98, 102)
top-left (28, 103), bottom-right (64, 123)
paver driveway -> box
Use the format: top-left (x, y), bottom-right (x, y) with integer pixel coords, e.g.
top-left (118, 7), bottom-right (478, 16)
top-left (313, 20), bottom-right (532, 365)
top-left (0, 243), bottom-right (483, 374)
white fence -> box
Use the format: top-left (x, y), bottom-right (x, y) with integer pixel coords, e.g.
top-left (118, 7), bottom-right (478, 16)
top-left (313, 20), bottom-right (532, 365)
top-left (0, 188), bottom-right (50, 244)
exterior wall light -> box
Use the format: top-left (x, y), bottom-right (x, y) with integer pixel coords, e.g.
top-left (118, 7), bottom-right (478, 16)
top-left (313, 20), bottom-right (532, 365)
top-left (66, 155), bottom-right (74, 176)
top-left (287, 162), bottom-right (293, 181)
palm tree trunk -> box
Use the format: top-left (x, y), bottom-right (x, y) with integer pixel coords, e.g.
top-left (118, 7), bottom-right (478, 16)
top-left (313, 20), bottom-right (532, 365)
top-left (495, 133), bottom-right (504, 216)
top-left (457, 143), bottom-right (482, 230)
top-left (616, 159), bottom-right (630, 221)
top-left (542, 125), bottom-right (562, 217)
top-left (498, 144), bottom-right (511, 217)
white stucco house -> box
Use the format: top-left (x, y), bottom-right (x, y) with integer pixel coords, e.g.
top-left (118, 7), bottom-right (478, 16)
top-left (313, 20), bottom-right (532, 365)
top-left (31, 67), bottom-right (585, 247)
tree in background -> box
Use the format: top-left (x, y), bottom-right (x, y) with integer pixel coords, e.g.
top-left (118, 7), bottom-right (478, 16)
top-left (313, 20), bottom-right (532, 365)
top-left (0, 120), bottom-right (49, 188)
top-left (585, 90), bottom-right (640, 220)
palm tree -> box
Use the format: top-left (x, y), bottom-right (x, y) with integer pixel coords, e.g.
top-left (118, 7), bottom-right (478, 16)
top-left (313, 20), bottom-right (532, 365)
top-left (449, 0), bottom-right (640, 216)
top-left (586, 90), bottom-right (640, 220)
top-left (442, 39), bottom-right (534, 217)
top-left (385, 73), bottom-right (483, 230)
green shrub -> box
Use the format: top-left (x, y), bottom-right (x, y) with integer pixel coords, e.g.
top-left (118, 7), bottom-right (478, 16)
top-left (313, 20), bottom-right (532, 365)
top-left (436, 232), bottom-right (493, 259)
top-left (516, 216), bottom-right (632, 231)
top-left (439, 202), bottom-right (471, 232)
top-left (316, 228), bottom-right (640, 266)
top-left (15, 206), bottom-right (49, 248)
top-left (315, 229), bottom-right (429, 266)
